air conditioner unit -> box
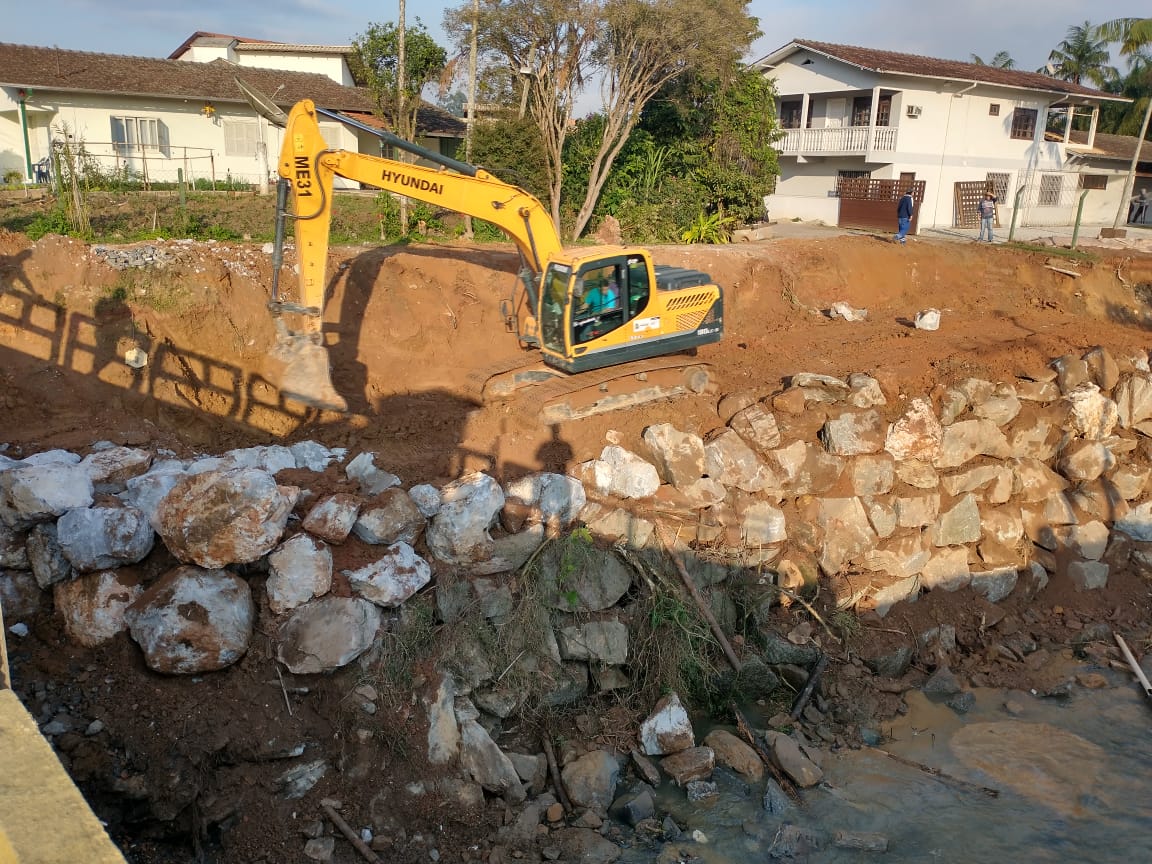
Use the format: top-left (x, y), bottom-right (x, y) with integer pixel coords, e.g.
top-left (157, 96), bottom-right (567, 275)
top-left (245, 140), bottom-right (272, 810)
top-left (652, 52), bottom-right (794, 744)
top-left (906, 105), bottom-right (922, 118)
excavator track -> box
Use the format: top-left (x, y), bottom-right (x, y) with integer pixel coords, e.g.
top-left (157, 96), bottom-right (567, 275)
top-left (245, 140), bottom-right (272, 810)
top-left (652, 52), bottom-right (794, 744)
top-left (485, 357), bottom-right (716, 424)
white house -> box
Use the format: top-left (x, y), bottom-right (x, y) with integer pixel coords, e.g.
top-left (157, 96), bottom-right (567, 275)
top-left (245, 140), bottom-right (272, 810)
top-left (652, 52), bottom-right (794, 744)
top-left (752, 39), bottom-right (1131, 231)
top-left (0, 41), bottom-right (464, 187)
top-left (168, 31), bottom-right (358, 87)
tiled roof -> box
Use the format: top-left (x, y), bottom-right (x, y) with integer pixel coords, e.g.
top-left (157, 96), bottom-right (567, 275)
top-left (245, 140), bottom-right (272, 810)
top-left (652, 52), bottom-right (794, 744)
top-left (1059, 130), bottom-right (1152, 163)
top-left (343, 109), bottom-right (465, 139)
top-left (0, 42), bottom-right (372, 111)
top-left (167, 31), bottom-right (273, 59)
top-left (235, 43), bottom-right (354, 55)
top-left (760, 39), bottom-right (1129, 102)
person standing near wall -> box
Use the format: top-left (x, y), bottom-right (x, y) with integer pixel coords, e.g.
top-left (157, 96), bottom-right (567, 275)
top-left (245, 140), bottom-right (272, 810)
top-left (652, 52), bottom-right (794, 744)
top-left (976, 192), bottom-right (997, 242)
top-left (894, 189), bottom-right (914, 244)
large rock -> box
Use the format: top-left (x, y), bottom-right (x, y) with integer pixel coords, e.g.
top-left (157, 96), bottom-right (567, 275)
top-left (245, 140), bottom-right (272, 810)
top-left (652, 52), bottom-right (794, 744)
top-left (971, 567), bottom-right (1018, 603)
top-left (818, 497), bottom-right (877, 575)
top-left (26, 523), bottom-right (76, 588)
top-left (1064, 383), bottom-right (1118, 440)
top-left (1115, 501), bottom-right (1152, 542)
top-left (266, 534), bottom-right (333, 614)
top-left (80, 447), bottom-right (153, 493)
top-left (660, 747), bottom-right (715, 786)
top-left (935, 419), bottom-right (1012, 468)
top-left (557, 619), bottom-right (628, 664)
top-left (552, 828), bottom-right (621, 864)
top-left (1058, 441), bottom-right (1114, 483)
top-left (126, 566), bottom-right (254, 674)
top-left (344, 452), bottom-right (400, 495)
top-left (156, 468), bottom-right (297, 568)
top-left (56, 505), bottom-right (154, 572)
top-left (585, 446), bottom-right (660, 499)
top-left (276, 596), bottom-right (381, 673)
top-left (0, 524), bottom-right (28, 569)
top-left (885, 398), bottom-right (943, 461)
top-left (457, 704), bottom-right (522, 797)
top-left (850, 454), bottom-right (895, 496)
top-left (0, 569), bottom-right (43, 620)
top-left (920, 546), bottom-right (971, 592)
top-left (302, 494), bottom-right (361, 543)
top-left (703, 729), bottom-right (763, 781)
top-left (766, 732), bottom-right (823, 787)
top-left (895, 459), bottom-right (938, 489)
top-left (940, 465), bottom-right (1013, 504)
top-left (642, 424), bottom-right (705, 488)
top-left (821, 410), bottom-right (886, 456)
top-left (729, 403), bottom-right (782, 455)
top-left (931, 495), bottom-right (981, 546)
top-left (1114, 372), bottom-right (1152, 428)
top-left (54, 569), bottom-right (144, 647)
top-left (537, 543), bottom-right (632, 612)
top-left (504, 473), bottom-right (586, 527)
top-left (705, 429), bottom-right (774, 492)
top-left (562, 750), bottom-right (620, 812)
top-left (0, 463), bottom-right (94, 529)
top-left (352, 489), bottom-right (425, 546)
top-left (290, 440), bottom-right (341, 472)
top-left (426, 472), bottom-right (504, 565)
top-left (639, 692), bottom-right (694, 755)
top-left (848, 373), bottom-right (887, 408)
top-left (345, 542), bottom-right (431, 607)
top-left (119, 461), bottom-right (187, 530)
top-left (741, 502), bottom-right (787, 546)
top-left (769, 441), bottom-right (843, 496)
top-left (973, 384), bottom-right (1021, 426)
top-left (863, 534), bottom-right (930, 579)
top-left (895, 493), bottom-right (941, 529)
top-left (1009, 458), bottom-right (1068, 502)
top-left (425, 672), bottom-right (460, 765)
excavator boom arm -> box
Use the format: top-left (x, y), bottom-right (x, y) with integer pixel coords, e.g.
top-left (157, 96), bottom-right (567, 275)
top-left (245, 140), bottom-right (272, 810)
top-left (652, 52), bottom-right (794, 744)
top-left (279, 100), bottom-right (563, 320)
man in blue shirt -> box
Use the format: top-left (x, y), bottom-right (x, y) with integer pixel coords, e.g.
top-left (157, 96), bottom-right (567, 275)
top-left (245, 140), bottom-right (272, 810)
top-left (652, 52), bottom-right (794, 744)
top-left (581, 278), bottom-right (619, 314)
top-left (894, 190), bottom-right (914, 244)
top-left (976, 193), bottom-right (997, 242)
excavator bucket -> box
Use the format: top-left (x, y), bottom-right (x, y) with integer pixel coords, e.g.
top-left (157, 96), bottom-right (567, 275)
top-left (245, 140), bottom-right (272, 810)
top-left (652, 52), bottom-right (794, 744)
top-left (270, 324), bottom-right (348, 413)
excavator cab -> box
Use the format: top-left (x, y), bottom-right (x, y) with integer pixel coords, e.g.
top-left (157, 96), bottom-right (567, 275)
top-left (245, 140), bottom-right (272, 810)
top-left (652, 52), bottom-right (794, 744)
top-left (536, 250), bottom-right (722, 376)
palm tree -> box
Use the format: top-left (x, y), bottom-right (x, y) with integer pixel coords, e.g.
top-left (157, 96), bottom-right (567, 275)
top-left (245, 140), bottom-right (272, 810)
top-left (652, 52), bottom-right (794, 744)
top-left (970, 51), bottom-right (1016, 69)
top-left (1094, 17), bottom-right (1152, 227)
top-left (1047, 21), bottom-right (1116, 86)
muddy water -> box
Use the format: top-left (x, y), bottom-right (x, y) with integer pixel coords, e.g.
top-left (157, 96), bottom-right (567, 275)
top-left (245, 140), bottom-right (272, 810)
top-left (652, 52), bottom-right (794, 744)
top-left (623, 676), bottom-right (1152, 863)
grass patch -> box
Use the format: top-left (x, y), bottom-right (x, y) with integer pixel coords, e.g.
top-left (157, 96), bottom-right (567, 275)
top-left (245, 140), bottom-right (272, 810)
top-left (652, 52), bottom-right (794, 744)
top-left (1005, 242), bottom-right (1100, 263)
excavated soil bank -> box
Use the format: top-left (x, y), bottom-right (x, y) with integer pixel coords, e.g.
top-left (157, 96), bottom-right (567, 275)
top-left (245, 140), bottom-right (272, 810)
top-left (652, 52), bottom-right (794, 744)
top-left (3, 229), bottom-right (1152, 863)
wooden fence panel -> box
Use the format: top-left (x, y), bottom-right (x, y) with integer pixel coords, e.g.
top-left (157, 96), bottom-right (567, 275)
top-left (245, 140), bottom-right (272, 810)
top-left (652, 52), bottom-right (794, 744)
top-left (836, 178), bottom-right (926, 234)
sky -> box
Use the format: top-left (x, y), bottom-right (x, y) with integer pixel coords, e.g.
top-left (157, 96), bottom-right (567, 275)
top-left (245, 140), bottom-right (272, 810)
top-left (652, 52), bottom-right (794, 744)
top-left (7, 0), bottom-right (1150, 99)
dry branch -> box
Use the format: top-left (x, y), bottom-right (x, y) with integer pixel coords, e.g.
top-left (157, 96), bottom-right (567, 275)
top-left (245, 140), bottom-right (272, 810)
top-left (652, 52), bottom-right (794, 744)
top-left (322, 802), bottom-right (383, 864)
top-left (542, 733), bottom-right (573, 814)
top-left (864, 747), bottom-right (999, 797)
top-left (655, 524), bottom-right (742, 672)
top-left (788, 654), bottom-right (829, 721)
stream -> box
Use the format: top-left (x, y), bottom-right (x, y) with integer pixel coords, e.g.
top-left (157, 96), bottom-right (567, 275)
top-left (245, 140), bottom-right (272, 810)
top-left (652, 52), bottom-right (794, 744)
top-left (621, 671), bottom-right (1152, 863)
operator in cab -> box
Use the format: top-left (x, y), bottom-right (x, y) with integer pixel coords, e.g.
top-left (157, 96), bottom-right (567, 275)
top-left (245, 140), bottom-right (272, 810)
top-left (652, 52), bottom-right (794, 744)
top-left (579, 275), bottom-right (619, 315)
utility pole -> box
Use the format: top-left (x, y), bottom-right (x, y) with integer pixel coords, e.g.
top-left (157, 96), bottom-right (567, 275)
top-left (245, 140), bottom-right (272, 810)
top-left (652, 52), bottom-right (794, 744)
top-left (397, 0), bottom-right (409, 235)
top-left (464, 0), bottom-right (479, 239)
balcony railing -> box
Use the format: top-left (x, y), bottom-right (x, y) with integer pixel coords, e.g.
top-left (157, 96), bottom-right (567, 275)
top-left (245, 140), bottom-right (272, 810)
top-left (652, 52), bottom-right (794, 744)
top-left (777, 125), bottom-right (898, 155)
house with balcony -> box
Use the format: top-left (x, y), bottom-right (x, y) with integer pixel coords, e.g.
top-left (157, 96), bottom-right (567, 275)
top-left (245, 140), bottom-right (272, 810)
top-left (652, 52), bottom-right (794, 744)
top-left (751, 40), bottom-right (1130, 232)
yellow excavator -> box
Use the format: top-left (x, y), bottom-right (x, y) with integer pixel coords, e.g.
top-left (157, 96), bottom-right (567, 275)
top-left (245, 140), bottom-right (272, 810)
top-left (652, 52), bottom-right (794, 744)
top-left (266, 98), bottom-right (724, 416)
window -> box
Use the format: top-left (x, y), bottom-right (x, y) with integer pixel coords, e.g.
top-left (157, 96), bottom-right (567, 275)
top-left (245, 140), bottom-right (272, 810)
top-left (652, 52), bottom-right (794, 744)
top-left (1011, 107), bottom-right (1038, 140)
top-left (223, 120), bottom-right (259, 157)
top-left (111, 116), bottom-right (162, 156)
top-left (834, 170), bottom-right (870, 197)
top-left (851, 96), bottom-right (872, 127)
top-left (876, 95), bottom-right (892, 127)
top-left (989, 103), bottom-right (1000, 117)
top-left (1039, 174), bottom-right (1062, 206)
top-left (780, 100), bottom-right (802, 130)
top-left (1079, 174), bottom-right (1107, 190)
top-left (986, 172), bottom-right (1010, 201)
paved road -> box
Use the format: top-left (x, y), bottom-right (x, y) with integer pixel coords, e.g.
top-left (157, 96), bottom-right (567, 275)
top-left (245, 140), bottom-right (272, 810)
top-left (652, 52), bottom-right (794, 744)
top-left (763, 218), bottom-right (1152, 252)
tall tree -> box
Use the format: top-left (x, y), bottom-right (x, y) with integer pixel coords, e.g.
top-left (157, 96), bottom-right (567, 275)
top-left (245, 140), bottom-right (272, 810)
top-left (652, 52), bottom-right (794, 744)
top-left (569, 0), bottom-right (760, 238)
top-left (446, 0), bottom-right (760, 240)
top-left (352, 19), bottom-right (448, 141)
top-left (1095, 17), bottom-right (1152, 228)
top-left (1047, 21), bottom-right (1116, 86)
top-left (970, 51), bottom-right (1016, 69)
top-left (446, 0), bottom-right (599, 232)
